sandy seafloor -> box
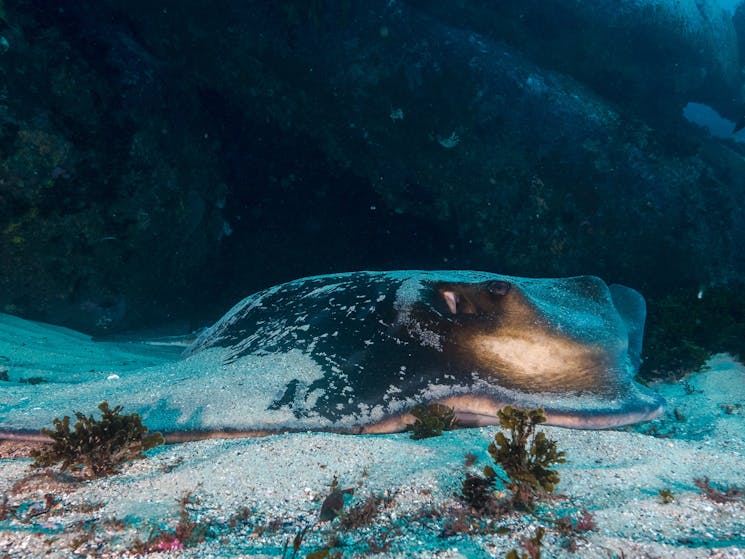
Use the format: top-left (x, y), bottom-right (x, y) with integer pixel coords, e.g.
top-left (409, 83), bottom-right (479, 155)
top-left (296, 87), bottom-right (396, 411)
top-left (1, 317), bottom-right (744, 558)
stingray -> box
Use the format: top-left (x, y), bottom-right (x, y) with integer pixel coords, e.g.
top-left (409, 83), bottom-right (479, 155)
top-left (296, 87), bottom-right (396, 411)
top-left (0, 271), bottom-right (664, 441)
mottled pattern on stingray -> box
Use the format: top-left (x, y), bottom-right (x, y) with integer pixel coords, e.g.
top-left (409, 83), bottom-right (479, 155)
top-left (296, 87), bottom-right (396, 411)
top-left (0, 271), bottom-right (664, 437)
top-left (184, 270), bottom-right (664, 430)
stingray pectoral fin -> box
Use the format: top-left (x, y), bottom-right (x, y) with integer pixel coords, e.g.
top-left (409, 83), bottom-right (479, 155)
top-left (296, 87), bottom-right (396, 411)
top-left (0, 429), bottom-right (54, 443)
top-left (438, 383), bottom-right (665, 430)
top-left (544, 402), bottom-right (663, 429)
top-left (360, 414), bottom-right (416, 434)
top-left (360, 380), bottom-right (665, 434)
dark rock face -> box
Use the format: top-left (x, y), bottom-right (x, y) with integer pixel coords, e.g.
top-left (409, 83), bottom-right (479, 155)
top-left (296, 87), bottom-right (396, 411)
top-left (0, 4), bottom-right (230, 331)
top-left (0, 1), bottom-right (743, 333)
top-left (408, 0), bottom-right (742, 123)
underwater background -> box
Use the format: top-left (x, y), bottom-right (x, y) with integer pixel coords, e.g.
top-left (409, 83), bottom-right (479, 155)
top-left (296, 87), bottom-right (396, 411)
top-left (0, 0), bottom-right (744, 380)
top-left (2, 2), bottom-right (745, 559)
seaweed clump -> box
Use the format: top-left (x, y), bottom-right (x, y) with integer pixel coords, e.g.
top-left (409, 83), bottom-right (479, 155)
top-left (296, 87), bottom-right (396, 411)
top-left (490, 406), bottom-right (565, 505)
top-left (407, 403), bottom-right (458, 440)
top-left (131, 492), bottom-right (210, 553)
top-left (658, 488), bottom-right (675, 504)
top-left (31, 400), bottom-right (164, 478)
top-left (505, 526), bottom-right (545, 559)
top-left (694, 477), bottom-right (744, 503)
top-left (461, 406), bottom-right (565, 512)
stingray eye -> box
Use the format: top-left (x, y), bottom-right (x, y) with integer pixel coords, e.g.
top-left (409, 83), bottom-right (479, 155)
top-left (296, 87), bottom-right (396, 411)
top-left (440, 289), bottom-right (479, 314)
top-left (441, 290), bottom-right (459, 314)
top-left (486, 280), bottom-right (511, 296)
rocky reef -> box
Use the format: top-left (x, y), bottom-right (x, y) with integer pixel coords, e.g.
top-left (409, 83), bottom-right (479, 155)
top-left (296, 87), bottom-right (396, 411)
top-left (0, 0), bottom-right (744, 336)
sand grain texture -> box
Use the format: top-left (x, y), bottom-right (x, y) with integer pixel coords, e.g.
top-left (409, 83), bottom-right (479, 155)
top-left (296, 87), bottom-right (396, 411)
top-left (1, 314), bottom-right (743, 558)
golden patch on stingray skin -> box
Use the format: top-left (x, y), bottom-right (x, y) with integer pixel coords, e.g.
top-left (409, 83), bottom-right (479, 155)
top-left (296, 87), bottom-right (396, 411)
top-left (466, 330), bottom-right (615, 393)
